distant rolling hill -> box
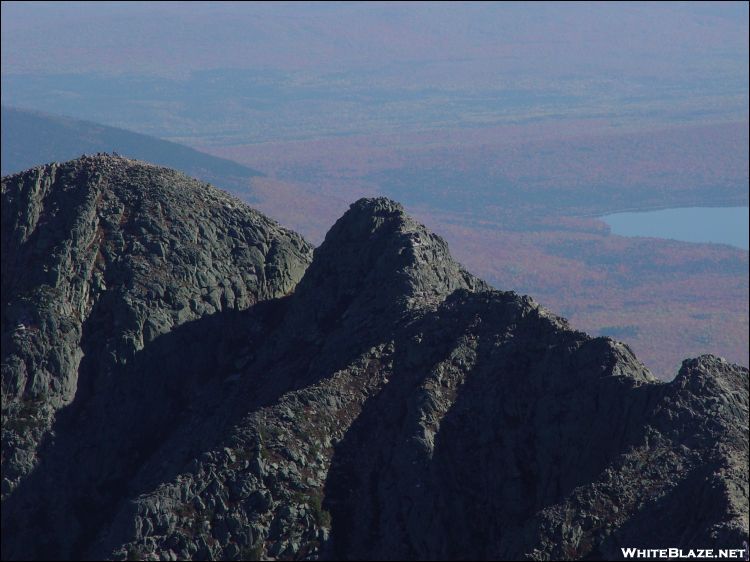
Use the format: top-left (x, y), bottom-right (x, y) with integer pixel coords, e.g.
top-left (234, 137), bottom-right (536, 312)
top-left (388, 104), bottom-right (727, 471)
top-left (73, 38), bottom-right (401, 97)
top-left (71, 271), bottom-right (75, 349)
top-left (1, 106), bottom-right (262, 199)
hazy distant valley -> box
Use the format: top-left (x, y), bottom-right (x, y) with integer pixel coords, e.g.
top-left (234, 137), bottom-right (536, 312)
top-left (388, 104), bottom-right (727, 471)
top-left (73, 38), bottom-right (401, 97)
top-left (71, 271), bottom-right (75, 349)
top-left (2, 3), bottom-right (749, 561)
top-left (2, 2), bottom-right (748, 378)
top-left (2, 105), bottom-right (746, 378)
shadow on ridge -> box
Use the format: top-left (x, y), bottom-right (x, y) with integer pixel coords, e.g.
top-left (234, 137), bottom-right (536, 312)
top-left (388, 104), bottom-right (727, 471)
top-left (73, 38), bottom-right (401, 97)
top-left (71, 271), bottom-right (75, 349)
top-left (1, 297), bottom-right (290, 561)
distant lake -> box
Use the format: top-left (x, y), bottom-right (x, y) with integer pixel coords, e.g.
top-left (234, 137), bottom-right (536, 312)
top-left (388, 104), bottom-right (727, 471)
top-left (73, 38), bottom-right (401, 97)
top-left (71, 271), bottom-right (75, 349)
top-left (602, 206), bottom-right (749, 250)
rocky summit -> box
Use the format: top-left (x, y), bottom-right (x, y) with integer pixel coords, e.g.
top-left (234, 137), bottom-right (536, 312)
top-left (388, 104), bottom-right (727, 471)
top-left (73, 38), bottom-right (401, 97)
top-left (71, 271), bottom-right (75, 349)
top-left (1, 156), bottom-right (748, 561)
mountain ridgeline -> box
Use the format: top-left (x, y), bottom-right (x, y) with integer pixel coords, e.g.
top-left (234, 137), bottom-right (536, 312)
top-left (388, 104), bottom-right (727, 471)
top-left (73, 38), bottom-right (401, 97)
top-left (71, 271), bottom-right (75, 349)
top-left (1, 156), bottom-right (748, 561)
top-left (0, 107), bottom-right (262, 198)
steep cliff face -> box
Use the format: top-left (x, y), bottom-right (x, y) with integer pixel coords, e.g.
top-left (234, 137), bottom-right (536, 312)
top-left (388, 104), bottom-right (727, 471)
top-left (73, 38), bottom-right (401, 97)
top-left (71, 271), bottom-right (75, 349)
top-left (1, 160), bottom-right (747, 561)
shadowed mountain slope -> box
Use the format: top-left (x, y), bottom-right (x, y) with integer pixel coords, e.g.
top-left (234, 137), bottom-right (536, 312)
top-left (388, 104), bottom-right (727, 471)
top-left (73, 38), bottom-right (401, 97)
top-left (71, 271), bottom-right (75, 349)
top-left (1, 158), bottom-right (747, 561)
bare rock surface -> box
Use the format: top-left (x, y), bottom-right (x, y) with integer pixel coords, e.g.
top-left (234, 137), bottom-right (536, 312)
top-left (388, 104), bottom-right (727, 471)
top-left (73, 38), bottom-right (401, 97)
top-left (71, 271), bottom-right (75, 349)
top-left (1, 155), bottom-right (312, 500)
top-left (1, 158), bottom-right (747, 561)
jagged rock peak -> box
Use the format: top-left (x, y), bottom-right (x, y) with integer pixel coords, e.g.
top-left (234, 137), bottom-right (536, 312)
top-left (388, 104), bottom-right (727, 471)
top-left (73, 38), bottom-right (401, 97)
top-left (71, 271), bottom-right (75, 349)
top-left (291, 197), bottom-right (488, 329)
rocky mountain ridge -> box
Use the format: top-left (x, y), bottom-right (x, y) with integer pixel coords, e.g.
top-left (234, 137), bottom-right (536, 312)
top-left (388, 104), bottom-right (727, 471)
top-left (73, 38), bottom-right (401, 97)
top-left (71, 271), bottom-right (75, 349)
top-left (1, 156), bottom-right (747, 561)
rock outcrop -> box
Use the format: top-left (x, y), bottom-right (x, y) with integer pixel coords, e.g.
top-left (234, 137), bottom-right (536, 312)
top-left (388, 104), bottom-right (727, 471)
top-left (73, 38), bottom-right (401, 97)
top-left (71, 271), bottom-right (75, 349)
top-left (1, 158), bottom-right (747, 561)
top-left (1, 155), bottom-right (312, 499)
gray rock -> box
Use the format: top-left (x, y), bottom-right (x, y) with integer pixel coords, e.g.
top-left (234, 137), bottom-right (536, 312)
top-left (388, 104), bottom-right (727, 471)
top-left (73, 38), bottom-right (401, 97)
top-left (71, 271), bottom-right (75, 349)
top-left (1, 156), bottom-right (312, 559)
top-left (1, 164), bottom-right (747, 561)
